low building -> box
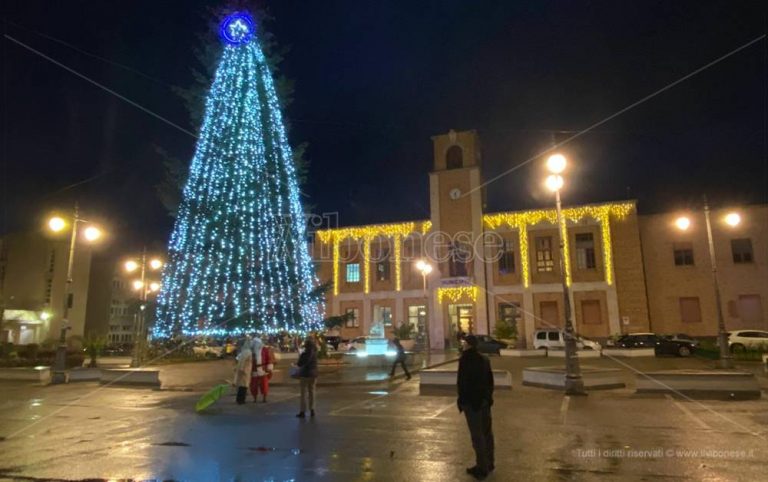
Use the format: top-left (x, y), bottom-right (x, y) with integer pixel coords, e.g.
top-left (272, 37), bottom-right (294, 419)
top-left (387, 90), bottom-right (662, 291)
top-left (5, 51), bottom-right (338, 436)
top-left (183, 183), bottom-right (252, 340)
top-left (640, 206), bottom-right (768, 337)
top-left (0, 230), bottom-right (93, 346)
top-left (312, 130), bottom-right (766, 348)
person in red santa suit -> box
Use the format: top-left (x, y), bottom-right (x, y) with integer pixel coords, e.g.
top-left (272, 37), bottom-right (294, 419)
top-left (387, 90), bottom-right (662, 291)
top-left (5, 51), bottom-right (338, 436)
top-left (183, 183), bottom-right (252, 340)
top-left (250, 338), bottom-right (274, 403)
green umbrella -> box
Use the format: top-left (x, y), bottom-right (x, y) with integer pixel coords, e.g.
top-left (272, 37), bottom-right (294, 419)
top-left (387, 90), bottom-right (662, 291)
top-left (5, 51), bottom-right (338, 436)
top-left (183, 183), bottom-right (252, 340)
top-left (196, 383), bottom-right (230, 412)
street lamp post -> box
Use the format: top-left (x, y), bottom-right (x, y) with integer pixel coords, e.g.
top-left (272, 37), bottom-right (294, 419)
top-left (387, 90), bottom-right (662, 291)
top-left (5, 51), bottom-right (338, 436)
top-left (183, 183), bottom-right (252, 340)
top-left (48, 205), bottom-right (103, 384)
top-left (545, 154), bottom-right (585, 396)
top-left (675, 199), bottom-right (739, 369)
top-left (415, 259), bottom-right (433, 365)
top-left (125, 248), bottom-right (163, 368)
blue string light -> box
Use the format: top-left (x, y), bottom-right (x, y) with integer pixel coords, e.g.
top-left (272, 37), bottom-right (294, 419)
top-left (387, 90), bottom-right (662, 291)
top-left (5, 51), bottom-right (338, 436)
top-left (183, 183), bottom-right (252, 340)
top-left (153, 14), bottom-right (324, 338)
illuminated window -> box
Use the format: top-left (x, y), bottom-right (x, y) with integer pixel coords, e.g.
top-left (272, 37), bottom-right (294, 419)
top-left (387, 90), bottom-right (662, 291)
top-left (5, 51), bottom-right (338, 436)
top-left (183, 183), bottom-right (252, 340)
top-left (673, 242), bottom-right (694, 266)
top-left (345, 263), bottom-right (360, 283)
top-left (575, 233), bottom-right (596, 270)
top-left (536, 237), bottom-right (554, 272)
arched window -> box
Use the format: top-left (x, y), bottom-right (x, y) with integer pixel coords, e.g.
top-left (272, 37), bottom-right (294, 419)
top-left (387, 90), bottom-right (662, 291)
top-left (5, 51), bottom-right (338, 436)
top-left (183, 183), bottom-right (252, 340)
top-left (446, 145), bottom-right (463, 169)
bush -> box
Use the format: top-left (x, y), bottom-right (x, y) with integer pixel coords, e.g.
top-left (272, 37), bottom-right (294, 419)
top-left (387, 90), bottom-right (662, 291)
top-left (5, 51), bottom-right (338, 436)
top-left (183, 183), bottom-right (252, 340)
top-left (83, 335), bottom-right (106, 367)
top-left (393, 323), bottom-right (415, 340)
top-left (20, 344), bottom-right (40, 359)
top-left (494, 317), bottom-right (517, 341)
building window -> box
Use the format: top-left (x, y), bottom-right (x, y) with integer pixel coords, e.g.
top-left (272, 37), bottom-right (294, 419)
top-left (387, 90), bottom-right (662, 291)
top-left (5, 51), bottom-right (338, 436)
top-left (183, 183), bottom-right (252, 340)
top-left (446, 145), bottom-right (463, 169)
top-left (575, 233), bottom-right (596, 270)
top-left (345, 263), bottom-right (360, 283)
top-left (345, 308), bottom-right (360, 328)
top-left (498, 239), bottom-right (515, 275)
top-left (373, 305), bottom-right (393, 326)
top-left (375, 247), bottom-right (390, 281)
top-left (536, 237), bottom-right (554, 273)
top-left (408, 305), bottom-right (427, 333)
top-left (673, 242), bottom-right (694, 266)
top-left (448, 242), bottom-right (470, 277)
top-left (581, 300), bottom-right (602, 324)
top-left (498, 303), bottom-right (521, 328)
top-left (679, 297), bottom-right (702, 323)
top-left (738, 295), bottom-right (763, 325)
top-left (731, 238), bottom-right (753, 264)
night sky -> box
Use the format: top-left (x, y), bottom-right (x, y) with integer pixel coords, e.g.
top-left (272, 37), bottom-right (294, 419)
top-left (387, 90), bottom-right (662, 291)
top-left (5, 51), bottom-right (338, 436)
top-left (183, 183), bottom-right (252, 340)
top-left (1, 1), bottom-right (766, 251)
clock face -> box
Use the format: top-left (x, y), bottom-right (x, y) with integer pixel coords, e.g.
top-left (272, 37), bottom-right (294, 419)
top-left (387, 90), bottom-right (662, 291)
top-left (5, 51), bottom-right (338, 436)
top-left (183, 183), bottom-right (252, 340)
top-left (449, 188), bottom-right (462, 200)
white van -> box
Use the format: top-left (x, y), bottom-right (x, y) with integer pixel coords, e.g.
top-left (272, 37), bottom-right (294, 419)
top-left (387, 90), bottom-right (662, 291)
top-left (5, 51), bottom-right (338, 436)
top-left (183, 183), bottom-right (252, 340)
top-left (533, 329), bottom-right (601, 351)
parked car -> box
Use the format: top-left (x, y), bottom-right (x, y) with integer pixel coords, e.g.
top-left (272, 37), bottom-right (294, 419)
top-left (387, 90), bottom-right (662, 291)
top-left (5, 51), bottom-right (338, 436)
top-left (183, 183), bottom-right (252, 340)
top-left (103, 343), bottom-right (132, 356)
top-left (726, 330), bottom-right (768, 352)
top-left (666, 333), bottom-right (699, 346)
top-left (532, 329), bottom-right (602, 351)
top-left (324, 335), bottom-right (344, 351)
top-left (192, 341), bottom-right (224, 358)
top-left (613, 333), bottom-right (696, 357)
top-left (474, 335), bottom-right (508, 355)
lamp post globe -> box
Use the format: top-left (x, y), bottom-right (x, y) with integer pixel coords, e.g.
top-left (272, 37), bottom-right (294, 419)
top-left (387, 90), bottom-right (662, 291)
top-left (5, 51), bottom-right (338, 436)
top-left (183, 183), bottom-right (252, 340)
top-left (546, 153), bottom-right (567, 174)
top-left (724, 212), bottom-right (741, 227)
top-left (675, 216), bottom-right (691, 231)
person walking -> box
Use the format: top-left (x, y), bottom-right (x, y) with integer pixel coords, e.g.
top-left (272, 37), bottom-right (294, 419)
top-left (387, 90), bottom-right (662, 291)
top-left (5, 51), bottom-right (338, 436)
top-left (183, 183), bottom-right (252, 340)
top-left (250, 338), bottom-right (274, 403)
top-left (457, 335), bottom-right (495, 480)
top-left (233, 338), bottom-right (253, 405)
top-left (295, 337), bottom-right (318, 418)
top-left (389, 338), bottom-right (411, 380)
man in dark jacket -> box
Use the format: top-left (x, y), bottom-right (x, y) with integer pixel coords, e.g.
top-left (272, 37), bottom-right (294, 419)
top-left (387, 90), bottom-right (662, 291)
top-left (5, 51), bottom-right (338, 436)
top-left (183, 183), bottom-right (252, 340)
top-left (389, 338), bottom-right (411, 380)
top-left (457, 335), bottom-right (495, 480)
top-left (296, 338), bottom-right (318, 418)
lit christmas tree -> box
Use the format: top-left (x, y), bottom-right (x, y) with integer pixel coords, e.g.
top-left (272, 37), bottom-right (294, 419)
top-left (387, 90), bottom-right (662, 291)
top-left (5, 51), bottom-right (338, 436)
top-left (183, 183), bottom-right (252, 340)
top-left (153, 13), bottom-right (323, 337)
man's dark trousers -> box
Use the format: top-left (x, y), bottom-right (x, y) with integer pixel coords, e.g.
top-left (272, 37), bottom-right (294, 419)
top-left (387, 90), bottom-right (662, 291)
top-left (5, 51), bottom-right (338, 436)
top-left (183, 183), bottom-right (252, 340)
top-left (390, 359), bottom-right (410, 377)
top-left (462, 401), bottom-right (494, 473)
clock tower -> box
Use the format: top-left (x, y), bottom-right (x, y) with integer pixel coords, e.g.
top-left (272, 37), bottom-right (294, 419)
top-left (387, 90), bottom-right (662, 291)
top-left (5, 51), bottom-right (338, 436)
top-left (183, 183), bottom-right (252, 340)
top-left (427, 129), bottom-right (489, 346)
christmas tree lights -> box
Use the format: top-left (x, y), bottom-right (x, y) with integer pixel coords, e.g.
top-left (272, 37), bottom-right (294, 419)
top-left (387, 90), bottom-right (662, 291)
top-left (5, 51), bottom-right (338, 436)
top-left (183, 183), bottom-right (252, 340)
top-left (153, 13), bottom-right (323, 337)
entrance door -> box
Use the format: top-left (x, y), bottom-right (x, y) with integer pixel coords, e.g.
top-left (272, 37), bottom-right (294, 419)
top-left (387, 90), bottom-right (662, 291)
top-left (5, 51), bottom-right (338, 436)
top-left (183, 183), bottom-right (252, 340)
top-left (458, 306), bottom-right (474, 333)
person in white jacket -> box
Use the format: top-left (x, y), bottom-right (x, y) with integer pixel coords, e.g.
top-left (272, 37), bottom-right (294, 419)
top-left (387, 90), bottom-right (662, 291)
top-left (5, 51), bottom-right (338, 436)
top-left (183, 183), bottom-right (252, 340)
top-left (233, 338), bottom-right (253, 405)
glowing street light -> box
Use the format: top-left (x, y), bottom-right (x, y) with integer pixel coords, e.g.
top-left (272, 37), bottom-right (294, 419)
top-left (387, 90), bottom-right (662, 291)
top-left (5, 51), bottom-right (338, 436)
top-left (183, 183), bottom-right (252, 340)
top-left (124, 248), bottom-right (163, 367)
top-left (546, 153), bottom-right (567, 174)
top-left (675, 216), bottom-right (691, 231)
top-left (674, 202), bottom-right (745, 369)
top-left (48, 217), bottom-right (66, 232)
top-left (83, 226), bottom-right (102, 241)
top-left (125, 260), bottom-right (139, 272)
top-left (46, 206), bottom-right (106, 384)
top-left (724, 212), bottom-right (741, 227)
top-left (543, 154), bottom-right (584, 395)
top-left (545, 174), bottom-right (564, 192)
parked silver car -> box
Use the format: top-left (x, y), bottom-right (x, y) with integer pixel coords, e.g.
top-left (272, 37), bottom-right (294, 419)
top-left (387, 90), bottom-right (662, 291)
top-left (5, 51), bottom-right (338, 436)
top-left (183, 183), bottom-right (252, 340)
top-left (533, 329), bottom-right (601, 351)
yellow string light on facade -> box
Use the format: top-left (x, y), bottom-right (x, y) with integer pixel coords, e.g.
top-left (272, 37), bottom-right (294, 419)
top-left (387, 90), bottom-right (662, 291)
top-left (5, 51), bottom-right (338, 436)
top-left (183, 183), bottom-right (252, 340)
top-left (483, 202), bottom-right (634, 287)
top-left (437, 285), bottom-right (478, 304)
top-left (317, 220), bottom-right (433, 295)
top-left (332, 241), bottom-right (340, 295)
top-left (394, 234), bottom-right (402, 291)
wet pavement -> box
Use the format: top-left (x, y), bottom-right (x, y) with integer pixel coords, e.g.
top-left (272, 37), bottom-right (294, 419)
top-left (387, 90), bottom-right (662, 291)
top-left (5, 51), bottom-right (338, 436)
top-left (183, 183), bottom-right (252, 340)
top-left (0, 355), bottom-right (766, 481)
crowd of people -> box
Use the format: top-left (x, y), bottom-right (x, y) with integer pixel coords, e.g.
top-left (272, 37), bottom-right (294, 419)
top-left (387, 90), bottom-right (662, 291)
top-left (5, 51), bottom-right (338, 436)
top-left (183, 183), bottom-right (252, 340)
top-left (227, 332), bottom-right (495, 480)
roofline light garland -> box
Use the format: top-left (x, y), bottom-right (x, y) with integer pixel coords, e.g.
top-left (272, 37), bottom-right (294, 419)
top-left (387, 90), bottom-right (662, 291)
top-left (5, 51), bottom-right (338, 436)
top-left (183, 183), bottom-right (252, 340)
top-left (483, 202), bottom-right (633, 287)
top-left (317, 221), bottom-right (432, 295)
